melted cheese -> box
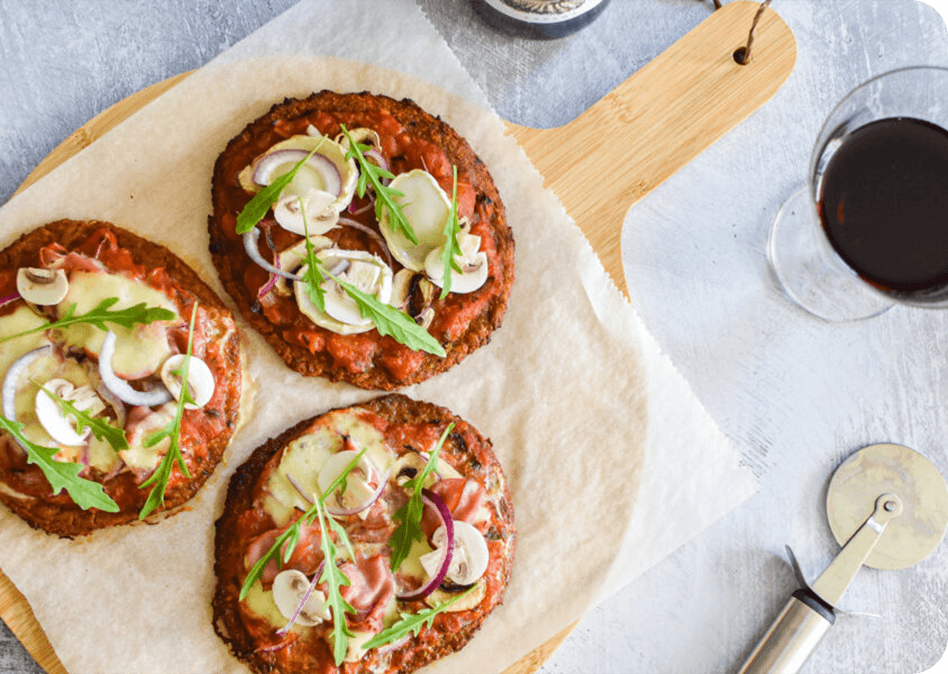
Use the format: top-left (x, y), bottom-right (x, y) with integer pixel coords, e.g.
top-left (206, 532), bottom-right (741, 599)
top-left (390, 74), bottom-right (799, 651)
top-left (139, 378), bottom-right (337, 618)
top-left (120, 402), bottom-right (176, 473)
top-left (0, 306), bottom-right (49, 378)
top-left (58, 271), bottom-right (177, 380)
top-left (0, 310), bottom-right (122, 470)
top-left (264, 410), bottom-right (393, 526)
top-left (243, 579), bottom-right (314, 635)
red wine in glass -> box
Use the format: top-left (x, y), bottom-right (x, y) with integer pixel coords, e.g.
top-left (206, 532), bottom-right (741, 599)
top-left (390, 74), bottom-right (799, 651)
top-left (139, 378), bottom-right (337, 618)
top-left (818, 116), bottom-right (948, 302)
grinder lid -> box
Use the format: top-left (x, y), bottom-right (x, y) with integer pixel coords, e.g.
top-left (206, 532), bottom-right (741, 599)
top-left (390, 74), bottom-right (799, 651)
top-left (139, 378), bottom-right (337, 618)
top-left (826, 443), bottom-right (948, 570)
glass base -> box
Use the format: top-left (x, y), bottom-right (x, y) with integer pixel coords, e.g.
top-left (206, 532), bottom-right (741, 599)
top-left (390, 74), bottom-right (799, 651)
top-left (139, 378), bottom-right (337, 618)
top-left (768, 186), bottom-right (893, 322)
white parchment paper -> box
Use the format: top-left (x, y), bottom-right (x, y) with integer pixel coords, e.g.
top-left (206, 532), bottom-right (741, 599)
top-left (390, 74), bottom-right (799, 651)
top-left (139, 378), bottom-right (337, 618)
top-left (0, 2), bottom-right (757, 672)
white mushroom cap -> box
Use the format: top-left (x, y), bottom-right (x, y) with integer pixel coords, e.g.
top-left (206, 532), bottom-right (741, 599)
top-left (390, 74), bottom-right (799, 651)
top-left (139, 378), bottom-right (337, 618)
top-left (294, 249), bottom-right (393, 335)
top-left (16, 268), bottom-right (69, 306)
top-left (34, 378), bottom-right (103, 447)
top-left (160, 354), bottom-right (215, 410)
top-left (271, 236), bottom-right (334, 297)
top-left (273, 190), bottom-right (340, 236)
top-left (420, 520), bottom-right (489, 586)
top-left (272, 569), bottom-right (330, 627)
top-left (239, 134), bottom-right (358, 231)
top-left (317, 449), bottom-right (378, 515)
top-left (424, 233), bottom-right (489, 295)
top-left (379, 170), bottom-right (452, 271)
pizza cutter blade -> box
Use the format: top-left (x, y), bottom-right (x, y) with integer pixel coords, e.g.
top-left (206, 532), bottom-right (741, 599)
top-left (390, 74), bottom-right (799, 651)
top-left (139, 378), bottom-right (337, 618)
top-left (739, 443), bottom-right (948, 674)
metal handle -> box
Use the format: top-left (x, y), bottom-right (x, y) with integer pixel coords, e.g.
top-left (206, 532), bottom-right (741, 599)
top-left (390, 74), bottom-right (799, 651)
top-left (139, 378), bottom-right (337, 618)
top-left (739, 589), bottom-right (835, 674)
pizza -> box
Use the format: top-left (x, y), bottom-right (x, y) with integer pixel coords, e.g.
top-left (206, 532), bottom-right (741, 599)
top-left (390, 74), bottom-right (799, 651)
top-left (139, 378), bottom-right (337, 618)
top-left (208, 91), bottom-right (515, 390)
top-left (0, 220), bottom-right (242, 536)
top-left (212, 394), bottom-right (515, 674)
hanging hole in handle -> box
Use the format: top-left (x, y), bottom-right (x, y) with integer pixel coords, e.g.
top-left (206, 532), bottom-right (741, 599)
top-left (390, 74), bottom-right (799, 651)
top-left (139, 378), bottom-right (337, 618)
top-left (733, 47), bottom-right (749, 65)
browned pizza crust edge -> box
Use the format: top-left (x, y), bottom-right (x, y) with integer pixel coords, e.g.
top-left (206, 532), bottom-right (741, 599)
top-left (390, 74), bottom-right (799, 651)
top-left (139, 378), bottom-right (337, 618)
top-left (0, 219), bottom-right (242, 537)
top-left (208, 91), bottom-right (515, 391)
top-left (212, 393), bottom-right (515, 674)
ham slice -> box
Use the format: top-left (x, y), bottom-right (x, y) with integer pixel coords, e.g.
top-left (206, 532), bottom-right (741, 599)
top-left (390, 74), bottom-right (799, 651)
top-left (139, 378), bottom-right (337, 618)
top-left (339, 555), bottom-right (394, 632)
top-left (243, 523), bottom-right (325, 586)
top-left (422, 477), bottom-right (489, 538)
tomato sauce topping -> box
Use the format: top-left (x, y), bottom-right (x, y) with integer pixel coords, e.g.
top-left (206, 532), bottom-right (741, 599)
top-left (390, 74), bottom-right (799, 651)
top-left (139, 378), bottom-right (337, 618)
top-left (218, 107), bottom-right (504, 383)
top-left (227, 404), bottom-right (513, 673)
top-left (0, 228), bottom-right (237, 513)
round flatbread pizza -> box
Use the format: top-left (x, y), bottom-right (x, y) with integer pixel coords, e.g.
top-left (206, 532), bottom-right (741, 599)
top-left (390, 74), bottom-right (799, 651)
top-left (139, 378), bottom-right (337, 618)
top-left (0, 220), bottom-right (242, 536)
top-left (208, 91), bottom-right (514, 390)
top-left (212, 393), bottom-right (515, 674)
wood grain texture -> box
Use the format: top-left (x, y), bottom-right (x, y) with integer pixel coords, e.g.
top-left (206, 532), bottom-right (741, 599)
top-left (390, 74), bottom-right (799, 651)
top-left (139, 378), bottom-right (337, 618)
top-left (0, 3), bottom-right (795, 671)
top-left (508, 0), bottom-right (795, 296)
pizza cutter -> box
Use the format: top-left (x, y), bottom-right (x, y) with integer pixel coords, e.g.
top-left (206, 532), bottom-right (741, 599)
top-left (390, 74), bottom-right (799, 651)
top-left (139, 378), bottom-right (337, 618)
top-left (739, 443), bottom-right (948, 674)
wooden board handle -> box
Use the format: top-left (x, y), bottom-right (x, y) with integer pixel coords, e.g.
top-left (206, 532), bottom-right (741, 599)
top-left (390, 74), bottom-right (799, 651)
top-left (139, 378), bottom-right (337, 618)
top-left (507, 0), bottom-right (796, 296)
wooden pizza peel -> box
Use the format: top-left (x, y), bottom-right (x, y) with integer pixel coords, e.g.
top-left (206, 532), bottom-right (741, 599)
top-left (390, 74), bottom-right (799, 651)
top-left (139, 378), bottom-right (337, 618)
top-left (0, 2), bottom-right (795, 671)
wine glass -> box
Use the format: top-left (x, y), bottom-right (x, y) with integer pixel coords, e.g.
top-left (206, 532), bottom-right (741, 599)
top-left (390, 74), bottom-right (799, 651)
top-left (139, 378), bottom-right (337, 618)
top-left (768, 66), bottom-right (948, 321)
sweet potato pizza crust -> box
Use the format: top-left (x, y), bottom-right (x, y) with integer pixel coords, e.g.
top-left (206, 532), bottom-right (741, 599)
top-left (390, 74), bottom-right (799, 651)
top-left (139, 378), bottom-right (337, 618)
top-left (212, 393), bottom-right (515, 674)
top-left (208, 91), bottom-right (515, 391)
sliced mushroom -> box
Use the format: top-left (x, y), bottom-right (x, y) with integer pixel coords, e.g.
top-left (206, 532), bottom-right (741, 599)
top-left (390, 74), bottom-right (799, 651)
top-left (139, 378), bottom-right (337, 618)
top-left (272, 190), bottom-right (340, 236)
top-left (390, 270), bottom-right (436, 328)
top-left (419, 521), bottom-right (489, 586)
top-left (424, 233), bottom-right (489, 294)
top-left (271, 236), bottom-right (334, 297)
top-left (16, 268), bottom-right (69, 306)
top-left (379, 169), bottom-right (452, 271)
top-left (34, 378), bottom-right (104, 447)
top-left (272, 569), bottom-right (330, 627)
top-left (295, 249), bottom-right (393, 335)
top-left (160, 354), bottom-right (215, 410)
top-left (317, 449), bottom-right (378, 513)
top-left (238, 135), bottom-right (358, 228)
top-left (334, 127), bottom-right (381, 153)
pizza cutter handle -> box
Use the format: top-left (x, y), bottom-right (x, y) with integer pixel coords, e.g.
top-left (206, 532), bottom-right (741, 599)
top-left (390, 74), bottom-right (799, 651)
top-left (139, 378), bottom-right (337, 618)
top-left (738, 588), bottom-right (836, 674)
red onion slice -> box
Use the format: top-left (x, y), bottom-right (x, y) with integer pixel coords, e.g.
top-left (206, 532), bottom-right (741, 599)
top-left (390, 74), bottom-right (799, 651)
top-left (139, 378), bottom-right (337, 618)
top-left (286, 472), bottom-right (315, 505)
top-left (254, 632), bottom-right (300, 654)
top-left (98, 331), bottom-right (173, 407)
top-left (2, 345), bottom-right (53, 422)
top-left (253, 149), bottom-right (343, 197)
top-left (257, 249), bottom-right (282, 298)
top-left (325, 467), bottom-right (392, 518)
top-left (0, 293), bottom-right (20, 309)
top-left (363, 150), bottom-right (388, 172)
top-left (396, 489), bottom-right (454, 601)
top-left (337, 217), bottom-right (393, 269)
top-left (243, 228), bottom-right (304, 282)
top-left (347, 200), bottom-right (374, 216)
top-left (276, 561), bottom-right (326, 636)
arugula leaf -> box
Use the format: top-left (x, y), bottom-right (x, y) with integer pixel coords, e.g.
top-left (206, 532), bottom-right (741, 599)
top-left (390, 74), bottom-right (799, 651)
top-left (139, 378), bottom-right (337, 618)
top-left (0, 416), bottom-right (119, 512)
top-left (389, 423), bottom-right (453, 571)
top-left (239, 449), bottom-right (368, 663)
top-left (240, 526), bottom-right (300, 601)
top-left (235, 136), bottom-right (327, 235)
top-left (439, 165), bottom-right (463, 300)
top-left (360, 588), bottom-right (476, 652)
top-left (0, 298), bottom-right (175, 345)
top-left (340, 124), bottom-right (417, 245)
top-left (34, 382), bottom-right (129, 451)
top-left (239, 449), bottom-right (369, 600)
top-left (299, 196), bottom-right (327, 312)
top-left (138, 303), bottom-right (198, 520)
top-left (327, 272), bottom-right (445, 357)
top-left (312, 495), bottom-right (356, 666)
